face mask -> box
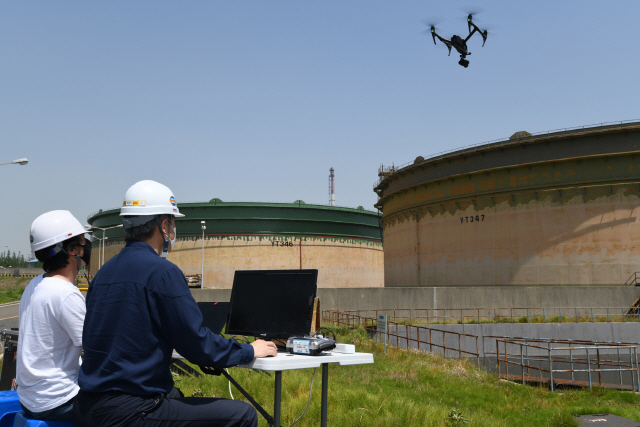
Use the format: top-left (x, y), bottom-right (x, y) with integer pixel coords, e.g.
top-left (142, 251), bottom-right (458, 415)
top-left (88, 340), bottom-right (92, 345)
top-left (60, 245), bottom-right (83, 272)
top-left (81, 239), bottom-right (92, 266)
top-left (52, 235), bottom-right (90, 272)
top-left (168, 225), bottom-right (177, 252)
top-left (157, 218), bottom-right (176, 259)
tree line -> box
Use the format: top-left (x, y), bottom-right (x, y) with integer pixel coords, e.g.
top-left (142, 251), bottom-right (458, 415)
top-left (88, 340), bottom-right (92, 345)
top-left (0, 250), bottom-right (42, 269)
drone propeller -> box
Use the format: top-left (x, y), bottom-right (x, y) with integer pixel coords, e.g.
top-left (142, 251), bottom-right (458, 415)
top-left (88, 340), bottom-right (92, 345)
top-left (423, 18), bottom-right (453, 55)
top-left (423, 20), bottom-right (443, 45)
top-left (481, 24), bottom-right (498, 35)
top-left (474, 22), bottom-right (495, 46)
top-left (423, 17), bottom-right (444, 28)
top-left (458, 7), bottom-right (483, 33)
top-left (463, 11), bottom-right (493, 46)
top-left (466, 13), bottom-right (485, 33)
top-left (459, 6), bottom-right (484, 17)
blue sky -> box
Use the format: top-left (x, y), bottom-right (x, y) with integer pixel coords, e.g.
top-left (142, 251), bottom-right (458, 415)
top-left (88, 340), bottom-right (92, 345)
top-left (1, 1), bottom-right (639, 256)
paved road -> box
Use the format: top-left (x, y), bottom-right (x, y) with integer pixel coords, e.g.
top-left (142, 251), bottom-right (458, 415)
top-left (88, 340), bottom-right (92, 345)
top-left (0, 293), bottom-right (87, 332)
top-left (0, 302), bottom-right (20, 330)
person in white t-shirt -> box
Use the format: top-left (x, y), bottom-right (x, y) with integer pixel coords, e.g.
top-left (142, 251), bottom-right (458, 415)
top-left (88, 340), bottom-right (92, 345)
top-left (16, 210), bottom-right (92, 422)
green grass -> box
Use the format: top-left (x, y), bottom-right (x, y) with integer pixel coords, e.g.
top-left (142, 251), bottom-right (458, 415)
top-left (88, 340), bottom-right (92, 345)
top-left (0, 277), bottom-right (29, 304)
top-left (173, 325), bottom-right (640, 427)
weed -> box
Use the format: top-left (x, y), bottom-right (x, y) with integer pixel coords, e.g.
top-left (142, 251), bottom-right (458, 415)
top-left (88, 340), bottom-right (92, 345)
top-left (446, 408), bottom-right (468, 426)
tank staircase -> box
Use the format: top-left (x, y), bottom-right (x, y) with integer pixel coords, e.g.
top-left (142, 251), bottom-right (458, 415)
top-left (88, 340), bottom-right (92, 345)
top-left (624, 272), bottom-right (640, 286)
top-left (626, 297), bottom-right (640, 316)
top-left (624, 272), bottom-right (640, 315)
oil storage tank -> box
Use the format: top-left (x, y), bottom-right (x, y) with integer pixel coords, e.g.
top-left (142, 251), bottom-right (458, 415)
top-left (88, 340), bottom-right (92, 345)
top-left (374, 121), bottom-right (640, 287)
top-left (87, 200), bottom-right (383, 288)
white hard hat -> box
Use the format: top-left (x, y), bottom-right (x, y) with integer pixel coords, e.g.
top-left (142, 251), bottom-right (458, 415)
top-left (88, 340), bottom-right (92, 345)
top-left (30, 210), bottom-right (89, 252)
top-left (120, 180), bottom-right (185, 219)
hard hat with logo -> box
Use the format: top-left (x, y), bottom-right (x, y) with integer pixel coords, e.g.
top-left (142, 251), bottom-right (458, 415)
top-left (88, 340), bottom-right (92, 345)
top-left (120, 180), bottom-right (185, 228)
top-left (30, 210), bottom-right (90, 252)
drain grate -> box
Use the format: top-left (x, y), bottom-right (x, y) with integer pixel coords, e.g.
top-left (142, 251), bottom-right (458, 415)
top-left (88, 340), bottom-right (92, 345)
top-left (575, 414), bottom-right (640, 426)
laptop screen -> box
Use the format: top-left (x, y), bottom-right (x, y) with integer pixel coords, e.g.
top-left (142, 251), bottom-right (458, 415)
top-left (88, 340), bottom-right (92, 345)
top-left (197, 302), bottom-right (231, 335)
top-left (226, 269), bottom-right (318, 339)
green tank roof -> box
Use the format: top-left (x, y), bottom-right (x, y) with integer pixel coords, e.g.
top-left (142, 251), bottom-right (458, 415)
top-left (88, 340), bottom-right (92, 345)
top-left (88, 202), bottom-right (382, 241)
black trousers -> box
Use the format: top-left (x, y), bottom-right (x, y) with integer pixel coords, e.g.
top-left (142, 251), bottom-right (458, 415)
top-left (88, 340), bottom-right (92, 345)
top-left (72, 387), bottom-right (258, 427)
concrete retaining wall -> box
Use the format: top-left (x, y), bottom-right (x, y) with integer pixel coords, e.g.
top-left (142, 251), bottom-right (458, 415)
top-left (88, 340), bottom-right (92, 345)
top-left (191, 285), bottom-right (640, 311)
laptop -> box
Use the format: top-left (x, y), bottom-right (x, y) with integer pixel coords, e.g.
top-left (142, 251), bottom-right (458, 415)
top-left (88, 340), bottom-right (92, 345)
top-left (197, 302), bottom-right (231, 335)
top-left (225, 269), bottom-right (318, 340)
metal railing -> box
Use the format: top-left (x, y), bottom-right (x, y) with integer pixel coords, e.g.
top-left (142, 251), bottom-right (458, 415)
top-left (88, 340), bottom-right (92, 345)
top-left (625, 272), bottom-right (640, 286)
top-left (374, 119), bottom-right (640, 188)
top-left (324, 309), bottom-right (640, 392)
top-left (322, 310), bottom-right (479, 363)
top-left (330, 307), bottom-right (640, 324)
top-left (482, 335), bottom-right (640, 362)
top-left (494, 337), bottom-right (640, 392)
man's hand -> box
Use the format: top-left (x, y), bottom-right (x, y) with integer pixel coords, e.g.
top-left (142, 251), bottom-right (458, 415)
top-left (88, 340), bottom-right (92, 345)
top-left (251, 339), bottom-right (278, 358)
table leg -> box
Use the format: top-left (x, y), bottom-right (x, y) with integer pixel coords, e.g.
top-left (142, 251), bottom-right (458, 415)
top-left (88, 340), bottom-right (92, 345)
top-left (321, 363), bottom-right (329, 427)
top-left (274, 371), bottom-right (282, 427)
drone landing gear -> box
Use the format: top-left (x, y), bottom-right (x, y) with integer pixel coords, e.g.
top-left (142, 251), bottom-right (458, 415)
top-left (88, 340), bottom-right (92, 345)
top-left (458, 55), bottom-right (469, 68)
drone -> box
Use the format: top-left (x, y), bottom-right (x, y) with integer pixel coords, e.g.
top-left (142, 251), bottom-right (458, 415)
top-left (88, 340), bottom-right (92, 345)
top-left (430, 14), bottom-right (488, 68)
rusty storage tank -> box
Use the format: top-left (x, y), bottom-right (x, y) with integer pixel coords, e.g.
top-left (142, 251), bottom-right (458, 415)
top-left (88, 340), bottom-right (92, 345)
top-left (87, 200), bottom-right (383, 288)
top-left (374, 121), bottom-right (640, 287)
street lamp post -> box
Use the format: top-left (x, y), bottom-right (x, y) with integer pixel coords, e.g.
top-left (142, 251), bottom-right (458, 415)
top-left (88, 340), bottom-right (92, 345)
top-left (0, 158), bottom-right (28, 166)
top-left (200, 221), bottom-right (206, 289)
top-left (89, 224), bottom-right (123, 268)
top-left (89, 236), bottom-right (107, 269)
top-left (84, 225), bottom-right (99, 268)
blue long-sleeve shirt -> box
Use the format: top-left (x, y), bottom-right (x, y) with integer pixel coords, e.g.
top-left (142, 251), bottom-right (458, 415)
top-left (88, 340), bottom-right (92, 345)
top-left (78, 240), bottom-right (254, 396)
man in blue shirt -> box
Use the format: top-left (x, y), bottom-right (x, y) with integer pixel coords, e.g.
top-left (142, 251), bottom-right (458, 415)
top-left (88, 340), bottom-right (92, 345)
top-left (73, 180), bottom-right (276, 427)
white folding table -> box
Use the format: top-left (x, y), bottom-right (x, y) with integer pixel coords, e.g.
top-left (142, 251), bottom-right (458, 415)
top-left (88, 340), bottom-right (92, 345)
top-left (238, 350), bottom-right (374, 427)
top-left (174, 349), bottom-right (374, 427)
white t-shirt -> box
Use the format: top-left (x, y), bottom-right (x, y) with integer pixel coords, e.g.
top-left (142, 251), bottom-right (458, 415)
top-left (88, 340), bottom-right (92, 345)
top-left (16, 275), bottom-right (85, 412)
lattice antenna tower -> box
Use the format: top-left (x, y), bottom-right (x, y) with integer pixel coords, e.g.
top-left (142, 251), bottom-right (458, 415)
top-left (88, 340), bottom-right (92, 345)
top-left (329, 167), bottom-right (335, 206)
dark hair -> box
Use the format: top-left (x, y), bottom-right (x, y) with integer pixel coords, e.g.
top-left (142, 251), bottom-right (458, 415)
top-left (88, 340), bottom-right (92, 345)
top-left (35, 235), bottom-right (82, 273)
top-left (125, 214), bottom-right (173, 242)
